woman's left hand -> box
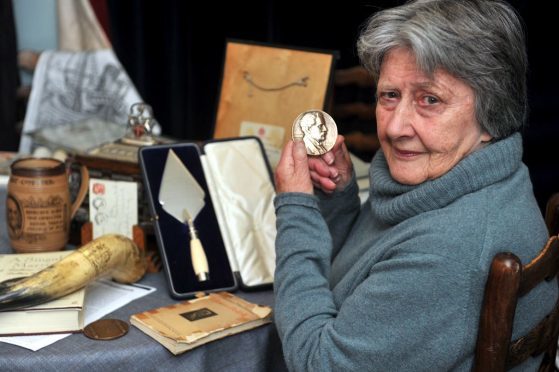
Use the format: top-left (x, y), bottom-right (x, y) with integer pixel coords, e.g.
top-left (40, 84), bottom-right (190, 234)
top-left (275, 136), bottom-right (354, 195)
top-left (308, 135), bottom-right (353, 194)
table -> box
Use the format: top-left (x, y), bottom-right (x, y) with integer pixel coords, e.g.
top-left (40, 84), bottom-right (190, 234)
top-left (0, 186), bottom-right (287, 371)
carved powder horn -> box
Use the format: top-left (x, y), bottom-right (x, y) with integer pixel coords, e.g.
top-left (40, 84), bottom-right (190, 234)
top-left (0, 234), bottom-right (147, 311)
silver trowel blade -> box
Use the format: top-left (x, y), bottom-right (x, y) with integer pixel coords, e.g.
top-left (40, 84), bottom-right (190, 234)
top-left (158, 149), bottom-right (206, 223)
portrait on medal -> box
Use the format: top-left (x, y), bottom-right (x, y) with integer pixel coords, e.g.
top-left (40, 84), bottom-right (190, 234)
top-left (298, 111), bottom-right (328, 155)
top-left (293, 110), bottom-right (338, 156)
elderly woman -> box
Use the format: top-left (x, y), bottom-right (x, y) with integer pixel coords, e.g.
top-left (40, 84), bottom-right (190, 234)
top-left (273, 0), bottom-right (557, 370)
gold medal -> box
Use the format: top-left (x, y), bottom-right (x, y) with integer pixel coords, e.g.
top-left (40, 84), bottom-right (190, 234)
top-left (292, 110), bottom-right (338, 155)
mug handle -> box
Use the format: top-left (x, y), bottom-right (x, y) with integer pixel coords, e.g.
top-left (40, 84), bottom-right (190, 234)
top-left (70, 164), bottom-right (90, 219)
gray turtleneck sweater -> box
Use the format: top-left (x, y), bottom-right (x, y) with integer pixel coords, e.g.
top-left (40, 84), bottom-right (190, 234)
top-left (273, 133), bottom-right (556, 371)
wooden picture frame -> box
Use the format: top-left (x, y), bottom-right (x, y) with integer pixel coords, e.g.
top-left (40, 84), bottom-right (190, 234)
top-left (213, 40), bottom-right (337, 167)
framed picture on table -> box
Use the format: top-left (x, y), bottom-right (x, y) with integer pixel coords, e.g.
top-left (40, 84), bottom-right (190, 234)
top-left (213, 40), bottom-right (338, 168)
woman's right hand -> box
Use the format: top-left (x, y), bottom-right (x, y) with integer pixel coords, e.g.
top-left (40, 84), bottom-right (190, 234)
top-left (275, 139), bottom-right (314, 195)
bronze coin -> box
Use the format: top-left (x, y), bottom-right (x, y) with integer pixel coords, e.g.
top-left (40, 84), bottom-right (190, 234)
top-left (292, 109), bottom-right (338, 156)
top-left (83, 318), bottom-right (129, 340)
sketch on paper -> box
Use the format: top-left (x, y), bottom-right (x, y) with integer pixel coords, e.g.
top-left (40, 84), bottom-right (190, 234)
top-left (20, 49), bottom-right (143, 153)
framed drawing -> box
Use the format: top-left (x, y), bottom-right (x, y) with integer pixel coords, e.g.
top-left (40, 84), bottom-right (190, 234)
top-left (213, 40), bottom-right (337, 167)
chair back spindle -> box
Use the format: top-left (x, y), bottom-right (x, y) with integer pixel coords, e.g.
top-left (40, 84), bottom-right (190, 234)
top-left (474, 193), bottom-right (559, 371)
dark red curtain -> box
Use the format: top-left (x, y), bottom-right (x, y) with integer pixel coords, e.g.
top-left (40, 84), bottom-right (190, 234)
top-left (0, 0), bottom-right (20, 151)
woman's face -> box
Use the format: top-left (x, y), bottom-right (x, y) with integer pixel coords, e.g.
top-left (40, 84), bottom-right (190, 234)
top-left (376, 47), bottom-right (492, 185)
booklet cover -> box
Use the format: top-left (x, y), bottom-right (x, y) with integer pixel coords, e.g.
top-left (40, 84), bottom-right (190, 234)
top-left (130, 291), bottom-right (272, 355)
top-left (0, 251), bottom-right (86, 336)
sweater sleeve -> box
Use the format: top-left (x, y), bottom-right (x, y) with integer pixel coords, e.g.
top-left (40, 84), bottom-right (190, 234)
top-left (273, 195), bottom-right (479, 371)
top-left (316, 175), bottom-right (362, 258)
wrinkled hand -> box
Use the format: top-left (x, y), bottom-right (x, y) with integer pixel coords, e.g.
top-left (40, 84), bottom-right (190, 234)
top-left (275, 140), bottom-right (313, 194)
top-left (308, 135), bottom-right (353, 194)
top-left (275, 135), bottom-right (353, 195)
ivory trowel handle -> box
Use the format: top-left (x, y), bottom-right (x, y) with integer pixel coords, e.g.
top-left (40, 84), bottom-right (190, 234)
top-left (190, 237), bottom-right (209, 281)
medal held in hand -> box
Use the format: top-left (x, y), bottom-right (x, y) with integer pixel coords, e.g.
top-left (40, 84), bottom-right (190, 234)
top-left (292, 110), bottom-right (338, 156)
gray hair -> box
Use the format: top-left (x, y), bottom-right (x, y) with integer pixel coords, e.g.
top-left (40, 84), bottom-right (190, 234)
top-left (357, 0), bottom-right (527, 139)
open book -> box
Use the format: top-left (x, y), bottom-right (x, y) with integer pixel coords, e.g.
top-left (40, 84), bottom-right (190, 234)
top-left (130, 292), bottom-right (272, 355)
top-left (0, 251), bottom-right (85, 336)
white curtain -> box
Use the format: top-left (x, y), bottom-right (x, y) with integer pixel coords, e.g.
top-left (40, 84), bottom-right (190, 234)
top-left (57, 0), bottom-right (110, 51)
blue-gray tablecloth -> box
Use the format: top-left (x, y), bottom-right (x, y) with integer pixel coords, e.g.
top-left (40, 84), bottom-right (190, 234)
top-left (0, 186), bottom-right (287, 372)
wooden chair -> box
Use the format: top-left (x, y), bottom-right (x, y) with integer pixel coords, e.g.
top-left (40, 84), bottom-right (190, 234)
top-left (332, 66), bottom-right (376, 123)
top-left (329, 66), bottom-right (379, 157)
top-left (474, 194), bottom-right (559, 371)
top-left (546, 193), bottom-right (559, 237)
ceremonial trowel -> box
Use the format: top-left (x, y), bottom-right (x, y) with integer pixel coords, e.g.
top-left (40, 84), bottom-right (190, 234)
top-left (159, 150), bottom-right (210, 282)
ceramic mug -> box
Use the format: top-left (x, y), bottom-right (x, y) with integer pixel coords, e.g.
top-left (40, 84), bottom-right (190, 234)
top-left (6, 158), bottom-right (89, 253)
